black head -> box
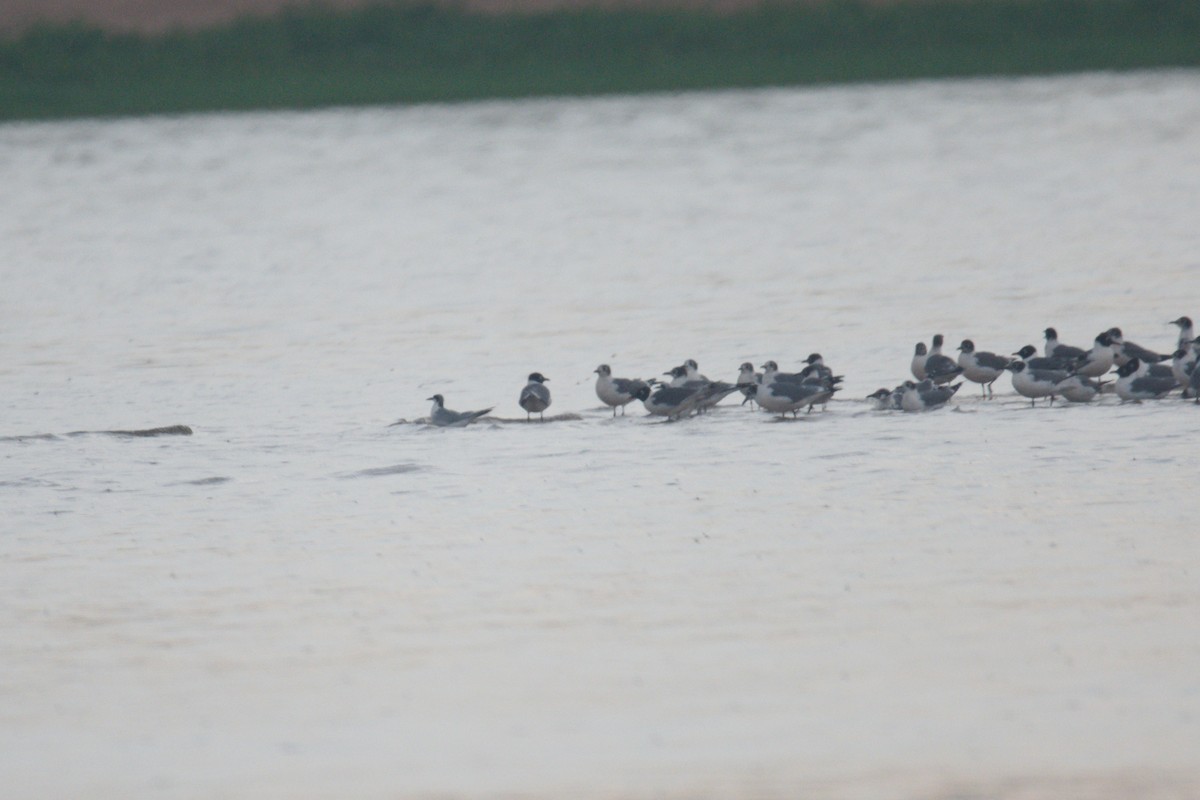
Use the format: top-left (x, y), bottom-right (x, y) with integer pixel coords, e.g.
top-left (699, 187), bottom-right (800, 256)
top-left (931, 334), bottom-right (943, 348)
top-left (1107, 327), bottom-right (1123, 340)
top-left (1170, 316), bottom-right (1192, 328)
top-left (958, 339), bottom-right (974, 353)
top-left (594, 364), bottom-right (611, 376)
top-left (1013, 344), bottom-right (1037, 359)
top-left (738, 361), bottom-right (755, 372)
top-left (633, 385), bottom-right (651, 401)
top-left (427, 394), bottom-right (444, 405)
top-left (1043, 327), bottom-right (1058, 340)
top-left (1095, 332), bottom-right (1111, 346)
top-left (685, 359), bottom-right (699, 370)
top-left (760, 360), bottom-right (779, 371)
top-left (914, 342), bottom-right (927, 356)
top-left (527, 372), bottom-right (548, 383)
top-left (867, 388), bottom-right (891, 400)
top-left (1116, 358), bottom-right (1140, 377)
top-left (902, 380), bottom-right (917, 389)
top-left (666, 365), bottom-right (688, 379)
top-left (804, 353), bottom-right (822, 364)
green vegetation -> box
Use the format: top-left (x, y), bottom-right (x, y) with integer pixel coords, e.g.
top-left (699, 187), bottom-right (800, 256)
top-left (2, 0), bottom-right (1198, 121)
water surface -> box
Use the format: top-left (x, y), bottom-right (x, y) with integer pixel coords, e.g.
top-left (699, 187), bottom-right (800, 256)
top-left (2, 70), bottom-right (1199, 798)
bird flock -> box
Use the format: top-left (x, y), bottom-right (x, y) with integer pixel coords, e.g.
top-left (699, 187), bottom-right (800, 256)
top-left (421, 317), bottom-right (1200, 426)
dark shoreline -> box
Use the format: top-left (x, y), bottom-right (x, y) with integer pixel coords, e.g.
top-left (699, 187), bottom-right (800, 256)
top-left (2, 0), bottom-right (1198, 122)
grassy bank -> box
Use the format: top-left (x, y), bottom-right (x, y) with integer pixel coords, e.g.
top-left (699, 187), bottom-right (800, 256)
top-left (2, 0), bottom-right (1199, 121)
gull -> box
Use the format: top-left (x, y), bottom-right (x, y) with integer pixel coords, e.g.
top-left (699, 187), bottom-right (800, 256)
top-left (1115, 358), bottom-right (1177, 402)
top-left (1169, 316), bottom-right (1195, 348)
top-left (756, 377), bottom-right (836, 418)
top-left (910, 342), bottom-right (928, 380)
top-left (899, 379), bottom-right (961, 412)
top-left (1006, 361), bottom-right (1068, 406)
top-left (519, 372), bottom-right (552, 420)
top-left (1043, 327), bottom-right (1086, 361)
top-left (664, 365), bottom-right (739, 412)
top-left (682, 359), bottom-right (711, 382)
top-left (866, 388), bottom-right (896, 410)
top-left (736, 361), bottom-right (761, 406)
top-left (1012, 344), bottom-right (1074, 372)
top-left (1071, 332), bottom-right (1116, 378)
top-left (426, 395), bottom-right (493, 427)
top-left (1107, 327), bottom-right (1169, 366)
top-left (759, 360), bottom-right (839, 413)
top-left (594, 365), bottom-right (649, 417)
top-left (956, 339), bottom-right (1009, 397)
top-left (924, 334), bottom-right (964, 385)
top-left (1170, 346), bottom-right (1198, 397)
top-left (635, 383), bottom-right (702, 420)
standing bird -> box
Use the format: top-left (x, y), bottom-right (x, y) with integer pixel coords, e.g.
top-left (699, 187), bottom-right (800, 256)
top-left (910, 342), bottom-right (929, 381)
top-left (1169, 316), bottom-right (1194, 348)
top-left (1006, 361), bottom-right (1068, 407)
top-left (519, 372), bottom-right (552, 420)
top-left (426, 395), bottom-right (493, 427)
top-left (956, 339), bottom-right (1009, 397)
top-left (1071, 332), bottom-right (1116, 378)
top-left (736, 362), bottom-right (761, 407)
top-left (593, 365), bottom-right (648, 417)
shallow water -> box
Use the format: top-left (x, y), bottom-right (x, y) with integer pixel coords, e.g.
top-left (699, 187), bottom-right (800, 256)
top-left (2, 70), bottom-right (1199, 798)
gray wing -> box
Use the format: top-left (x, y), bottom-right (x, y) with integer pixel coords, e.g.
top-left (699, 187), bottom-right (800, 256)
top-left (975, 351), bottom-right (1011, 370)
top-left (651, 386), bottom-right (700, 405)
top-left (1029, 367), bottom-right (1070, 384)
top-left (1130, 375), bottom-right (1177, 396)
top-left (924, 354), bottom-right (963, 378)
top-left (1050, 343), bottom-right (1086, 360)
top-left (767, 381), bottom-right (826, 402)
top-left (1123, 342), bottom-right (1168, 362)
top-left (520, 384), bottom-right (551, 404)
top-left (612, 377), bottom-right (648, 394)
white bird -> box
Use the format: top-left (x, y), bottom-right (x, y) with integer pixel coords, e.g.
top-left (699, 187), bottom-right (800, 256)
top-left (1169, 316), bottom-right (1195, 349)
top-left (956, 339), bottom-right (1009, 397)
top-left (1006, 361), bottom-right (1068, 406)
top-left (593, 365), bottom-right (648, 417)
top-left (426, 394), bottom-right (493, 427)
top-left (1115, 358), bottom-right (1176, 402)
top-left (910, 342), bottom-right (928, 380)
top-left (736, 361), bottom-right (761, 407)
top-left (1071, 332), bottom-right (1116, 378)
top-left (519, 372), bottom-right (552, 420)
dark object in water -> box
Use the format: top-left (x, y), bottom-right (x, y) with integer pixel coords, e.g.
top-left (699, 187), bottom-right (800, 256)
top-left (66, 425), bottom-right (194, 438)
